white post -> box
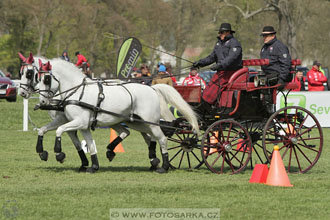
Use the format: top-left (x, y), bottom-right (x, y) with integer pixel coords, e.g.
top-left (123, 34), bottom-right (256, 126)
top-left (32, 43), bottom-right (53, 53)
top-left (23, 98), bottom-right (28, 131)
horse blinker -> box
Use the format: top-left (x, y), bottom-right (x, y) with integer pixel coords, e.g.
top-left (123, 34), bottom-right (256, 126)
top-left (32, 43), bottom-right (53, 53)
top-left (44, 74), bottom-right (52, 86)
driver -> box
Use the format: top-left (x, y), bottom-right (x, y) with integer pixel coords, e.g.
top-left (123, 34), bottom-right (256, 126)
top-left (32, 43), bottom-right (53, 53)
top-left (193, 23), bottom-right (242, 110)
top-left (259, 26), bottom-right (292, 87)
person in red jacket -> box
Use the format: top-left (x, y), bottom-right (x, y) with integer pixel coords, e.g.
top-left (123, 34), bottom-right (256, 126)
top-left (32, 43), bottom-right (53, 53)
top-left (292, 71), bottom-right (306, 91)
top-left (75, 51), bottom-right (91, 78)
top-left (307, 61), bottom-right (327, 91)
top-left (182, 66), bottom-right (206, 90)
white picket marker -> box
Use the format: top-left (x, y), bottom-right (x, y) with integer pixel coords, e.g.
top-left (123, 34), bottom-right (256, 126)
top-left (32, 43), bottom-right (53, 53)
top-left (23, 98), bottom-right (29, 131)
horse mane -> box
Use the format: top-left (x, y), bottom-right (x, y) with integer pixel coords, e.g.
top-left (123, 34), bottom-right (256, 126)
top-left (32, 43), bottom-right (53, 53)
top-left (50, 58), bottom-right (87, 82)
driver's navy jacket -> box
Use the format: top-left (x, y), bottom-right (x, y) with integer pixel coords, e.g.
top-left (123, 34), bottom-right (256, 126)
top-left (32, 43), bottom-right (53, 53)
top-left (260, 37), bottom-right (291, 82)
top-left (198, 34), bottom-right (242, 71)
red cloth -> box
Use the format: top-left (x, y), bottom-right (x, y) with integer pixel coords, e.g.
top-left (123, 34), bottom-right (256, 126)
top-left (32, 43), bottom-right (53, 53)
top-left (171, 76), bottom-right (177, 85)
top-left (292, 76), bottom-right (306, 91)
top-left (166, 72), bottom-right (177, 85)
top-left (75, 54), bottom-right (90, 67)
top-left (307, 67), bottom-right (327, 91)
top-left (182, 73), bottom-right (206, 89)
top-left (202, 70), bottom-right (235, 104)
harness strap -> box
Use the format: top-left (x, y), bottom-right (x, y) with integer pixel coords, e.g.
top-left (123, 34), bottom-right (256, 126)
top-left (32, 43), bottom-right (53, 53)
top-left (120, 85), bottom-right (134, 121)
top-left (34, 104), bottom-right (65, 111)
top-left (59, 78), bottom-right (87, 104)
top-left (90, 81), bottom-right (105, 131)
top-left (62, 100), bottom-right (184, 132)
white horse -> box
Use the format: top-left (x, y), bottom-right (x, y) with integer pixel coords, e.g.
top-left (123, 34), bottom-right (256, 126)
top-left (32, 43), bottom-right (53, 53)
top-left (37, 59), bottom-right (199, 173)
top-left (18, 53), bottom-right (90, 171)
top-left (18, 53), bottom-right (169, 173)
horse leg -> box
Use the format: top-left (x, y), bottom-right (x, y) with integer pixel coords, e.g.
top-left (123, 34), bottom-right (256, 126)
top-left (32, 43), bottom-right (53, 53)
top-left (106, 124), bottom-right (130, 162)
top-left (80, 129), bottom-right (99, 173)
top-left (54, 119), bottom-right (87, 164)
top-left (148, 126), bottom-right (169, 174)
top-left (66, 131), bottom-right (89, 172)
top-left (141, 133), bottom-right (160, 171)
top-left (36, 114), bottom-right (68, 161)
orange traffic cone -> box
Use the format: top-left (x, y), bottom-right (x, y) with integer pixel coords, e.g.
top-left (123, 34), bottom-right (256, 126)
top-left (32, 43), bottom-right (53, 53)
top-left (110, 129), bottom-right (125, 153)
top-left (249, 164), bottom-right (269, 184)
top-left (286, 124), bottom-right (296, 134)
top-left (266, 145), bottom-right (293, 187)
top-left (236, 138), bottom-right (252, 152)
top-left (209, 131), bottom-right (218, 153)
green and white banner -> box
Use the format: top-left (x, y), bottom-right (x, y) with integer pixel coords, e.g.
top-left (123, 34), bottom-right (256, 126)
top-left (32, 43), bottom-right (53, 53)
top-left (116, 37), bottom-right (142, 79)
top-left (276, 91), bottom-right (330, 127)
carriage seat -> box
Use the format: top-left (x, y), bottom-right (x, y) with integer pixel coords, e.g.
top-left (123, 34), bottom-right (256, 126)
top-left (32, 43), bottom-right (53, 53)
top-left (219, 59), bottom-right (301, 112)
top-left (226, 59), bottom-right (301, 91)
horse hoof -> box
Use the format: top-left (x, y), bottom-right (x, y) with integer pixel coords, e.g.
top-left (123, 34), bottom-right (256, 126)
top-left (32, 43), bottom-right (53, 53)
top-left (39, 151), bottom-right (48, 161)
top-left (150, 158), bottom-right (160, 168)
top-left (78, 166), bottom-right (87, 172)
top-left (155, 167), bottom-right (168, 174)
top-left (86, 167), bottom-right (98, 173)
top-left (56, 152), bottom-right (66, 163)
top-left (149, 165), bottom-right (157, 171)
top-left (82, 161), bottom-right (89, 167)
top-left (106, 151), bottom-right (116, 162)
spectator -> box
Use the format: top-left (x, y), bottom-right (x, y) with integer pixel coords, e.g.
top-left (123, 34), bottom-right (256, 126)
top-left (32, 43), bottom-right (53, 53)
top-left (60, 50), bottom-right (70, 62)
top-left (307, 61), bottom-right (327, 91)
top-left (151, 65), bottom-right (173, 86)
top-left (193, 22), bottom-right (242, 107)
top-left (5, 66), bottom-right (14, 79)
top-left (131, 67), bottom-right (140, 78)
top-left (165, 62), bottom-right (177, 85)
top-left (137, 64), bottom-right (152, 85)
top-left (75, 51), bottom-right (91, 78)
top-left (182, 66), bottom-right (206, 89)
top-left (5, 72), bottom-right (12, 78)
top-left (292, 71), bottom-right (306, 91)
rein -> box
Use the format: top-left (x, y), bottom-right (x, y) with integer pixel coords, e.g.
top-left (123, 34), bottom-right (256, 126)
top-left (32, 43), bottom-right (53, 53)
top-left (40, 77), bottom-right (188, 133)
top-left (62, 100), bottom-right (187, 132)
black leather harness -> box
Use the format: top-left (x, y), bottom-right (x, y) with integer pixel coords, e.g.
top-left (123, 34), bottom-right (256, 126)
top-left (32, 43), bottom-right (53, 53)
top-left (37, 79), bottom-right (185, 133)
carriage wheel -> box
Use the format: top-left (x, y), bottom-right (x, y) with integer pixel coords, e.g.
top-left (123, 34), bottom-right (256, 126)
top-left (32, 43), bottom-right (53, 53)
top-left (262, 106), bottom-right (323, 173)
top-left (201, 119), bottom-right (252, 174)
top-left (241, 120), bottom-right (268, 166)
top-left (167, 131), bottom-right (204, 170)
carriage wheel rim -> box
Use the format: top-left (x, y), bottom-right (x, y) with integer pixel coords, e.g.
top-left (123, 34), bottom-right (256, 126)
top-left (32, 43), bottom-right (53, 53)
top-left (201, 119), bottom-right (252, 174)
top-left (262, 106), bottom-right (323, 173)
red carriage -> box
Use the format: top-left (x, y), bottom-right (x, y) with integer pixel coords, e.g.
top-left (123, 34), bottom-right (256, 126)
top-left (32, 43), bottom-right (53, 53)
top-left (166, 59), bottom-right (323, 174)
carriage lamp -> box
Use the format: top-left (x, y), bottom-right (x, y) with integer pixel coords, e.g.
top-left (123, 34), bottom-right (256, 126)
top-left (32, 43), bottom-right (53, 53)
top-left (254, 72), bottom-right (267, 87)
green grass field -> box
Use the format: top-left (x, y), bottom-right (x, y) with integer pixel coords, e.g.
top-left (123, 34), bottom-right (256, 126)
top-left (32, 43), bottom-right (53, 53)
top-left (1, 97), bottom-right (330, 220)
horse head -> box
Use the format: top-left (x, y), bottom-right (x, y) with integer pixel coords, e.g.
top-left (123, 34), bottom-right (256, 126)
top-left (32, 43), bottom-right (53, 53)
top-left (38, 60), bottom-right (59, 106)
top-left (18, 52), bottom-right (39, 98)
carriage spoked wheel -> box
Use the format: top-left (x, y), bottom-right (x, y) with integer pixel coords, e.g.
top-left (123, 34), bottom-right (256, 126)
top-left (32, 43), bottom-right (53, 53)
top-left (201, 119), bottom-right (252, 174)
top-left (241, 120), bottom-right (268, 166)
top-left (262, 106), bottom-right (323, 173)
top-left (167, 130), bottom-right (204, 170)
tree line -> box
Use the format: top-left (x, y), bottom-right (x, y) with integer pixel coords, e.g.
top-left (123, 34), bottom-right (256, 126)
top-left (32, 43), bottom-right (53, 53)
top-left (0, 0), bottom-right (329, 78)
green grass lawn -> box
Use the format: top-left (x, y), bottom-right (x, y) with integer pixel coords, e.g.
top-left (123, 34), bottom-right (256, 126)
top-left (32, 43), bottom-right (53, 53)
top-left (1, 96), bottom-right (330, 220)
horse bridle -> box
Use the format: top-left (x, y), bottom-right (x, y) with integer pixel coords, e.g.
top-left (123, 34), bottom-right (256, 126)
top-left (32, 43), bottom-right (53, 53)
top-left (19, 63), bottom-right (39, 93)
top-left (38, 69), bottom-right (60, 98)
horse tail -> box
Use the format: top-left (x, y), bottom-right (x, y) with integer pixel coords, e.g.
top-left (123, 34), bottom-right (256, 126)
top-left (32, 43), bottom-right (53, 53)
top-left (152, 84), bottom-right (200, 134)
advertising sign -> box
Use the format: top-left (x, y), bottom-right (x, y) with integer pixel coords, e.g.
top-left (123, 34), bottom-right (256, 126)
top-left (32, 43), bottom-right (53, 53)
top-left (276, 91), bottom-right (330, 127)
